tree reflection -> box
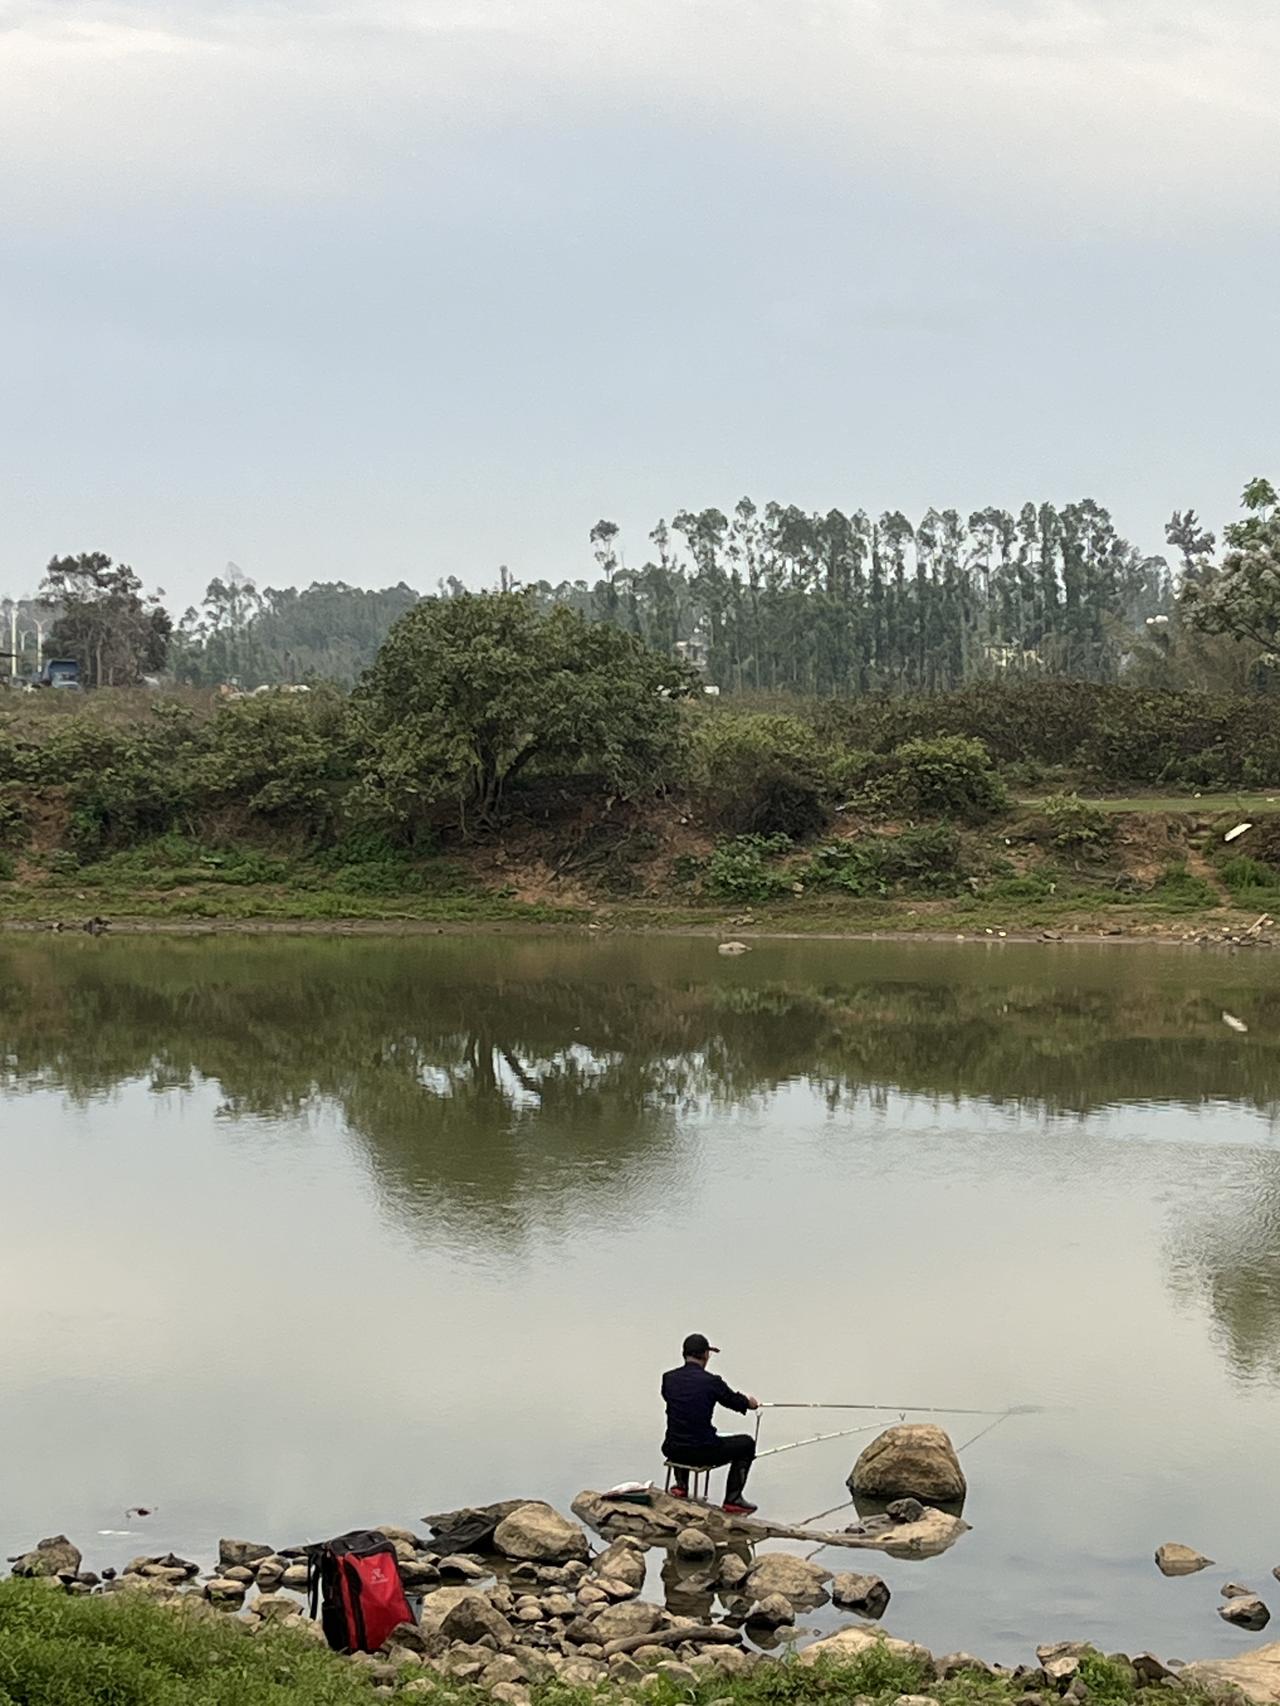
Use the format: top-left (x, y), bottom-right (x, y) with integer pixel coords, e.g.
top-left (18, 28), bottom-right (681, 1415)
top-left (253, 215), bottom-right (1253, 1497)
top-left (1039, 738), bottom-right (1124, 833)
top-left (5, 935), bottom-right (1280, 1306)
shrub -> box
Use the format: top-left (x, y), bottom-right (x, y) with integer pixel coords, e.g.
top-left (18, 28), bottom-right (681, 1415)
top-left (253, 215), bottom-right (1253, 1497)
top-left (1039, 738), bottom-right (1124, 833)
top-left (690, 712), bottom-right (833, 837)
top-left (704, 833), bottom-right (794, 901)
top-left (804, 825), bottom-right (964, 896)
top-left (1040, 793), bottom-right (1114, 854)
top-left (1220, 855), bottom-right (1280, 899)
top-left (857, 736), bottom-right (1008, 824)
top-left (0, 849), bottom-right (14, 881)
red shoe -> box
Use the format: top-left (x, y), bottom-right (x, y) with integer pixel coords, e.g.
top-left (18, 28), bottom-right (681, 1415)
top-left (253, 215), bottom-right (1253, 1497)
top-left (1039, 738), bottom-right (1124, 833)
top-left (669, 1486), bottom-right (688, 1499)
top-left (722, 1500), bottom-right (757, 1516)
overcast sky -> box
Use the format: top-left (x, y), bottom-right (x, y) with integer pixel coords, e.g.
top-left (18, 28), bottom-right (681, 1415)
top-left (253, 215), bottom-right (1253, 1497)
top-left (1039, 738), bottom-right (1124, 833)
top-left (2, 0), bottom-right (1278, 605)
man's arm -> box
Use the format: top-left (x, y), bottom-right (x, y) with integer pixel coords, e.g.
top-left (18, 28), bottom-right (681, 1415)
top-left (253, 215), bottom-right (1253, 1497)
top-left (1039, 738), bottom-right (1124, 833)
top-left (711, 1374), bottom-right (760, 1414)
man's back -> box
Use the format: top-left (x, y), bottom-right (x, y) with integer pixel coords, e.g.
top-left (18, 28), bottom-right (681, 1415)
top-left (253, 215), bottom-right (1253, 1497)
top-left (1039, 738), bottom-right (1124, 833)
top-left (662, 1362), bottom-right (748, 1453)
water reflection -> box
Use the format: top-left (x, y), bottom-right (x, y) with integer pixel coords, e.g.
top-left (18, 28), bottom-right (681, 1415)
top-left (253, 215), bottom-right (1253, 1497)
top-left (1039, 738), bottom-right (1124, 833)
top-left (5, 933), bottom-right (1280, 1376)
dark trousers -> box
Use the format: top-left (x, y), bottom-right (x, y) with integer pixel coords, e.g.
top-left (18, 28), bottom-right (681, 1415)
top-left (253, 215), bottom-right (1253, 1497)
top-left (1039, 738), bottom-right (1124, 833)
top-left (666, 1434), bottom-right (755, 1504)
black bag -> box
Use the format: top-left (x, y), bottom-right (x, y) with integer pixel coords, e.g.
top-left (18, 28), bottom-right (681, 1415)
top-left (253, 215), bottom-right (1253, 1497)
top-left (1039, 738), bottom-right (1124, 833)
top-left (306, 1529), bottom-right (413, 1653)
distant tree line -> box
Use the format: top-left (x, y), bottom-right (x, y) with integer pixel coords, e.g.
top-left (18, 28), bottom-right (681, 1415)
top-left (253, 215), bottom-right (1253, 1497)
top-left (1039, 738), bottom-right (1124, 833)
top-left (6, 480), bottom-right (1280, 695)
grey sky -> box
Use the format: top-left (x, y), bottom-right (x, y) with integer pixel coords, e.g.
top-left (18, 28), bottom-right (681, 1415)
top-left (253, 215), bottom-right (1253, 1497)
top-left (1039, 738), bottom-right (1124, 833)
top-left (2, 0), bottom-right (1278, 605)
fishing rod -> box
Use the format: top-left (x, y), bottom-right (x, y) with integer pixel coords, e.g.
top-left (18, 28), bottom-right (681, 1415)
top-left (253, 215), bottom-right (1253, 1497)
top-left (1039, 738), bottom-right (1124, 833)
top-left (761, 1401), bottom-right (1045, 1418)
top-left (755, 1421), bottom-right (883, 1460)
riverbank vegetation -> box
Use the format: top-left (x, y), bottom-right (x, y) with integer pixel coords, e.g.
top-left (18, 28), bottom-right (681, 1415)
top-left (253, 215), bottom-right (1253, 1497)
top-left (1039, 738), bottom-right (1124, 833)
top-left (7, 573), bottom-right (1280, 934)
top-left (0, 1581), bottom-right (1234, 1706)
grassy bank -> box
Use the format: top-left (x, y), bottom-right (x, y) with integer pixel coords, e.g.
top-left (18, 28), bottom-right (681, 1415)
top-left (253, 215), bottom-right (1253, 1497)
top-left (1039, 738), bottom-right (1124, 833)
top-left (1, 804), bottom-right (1278, 944)
top-left (0, 1582), bottom-right (1231, 1706)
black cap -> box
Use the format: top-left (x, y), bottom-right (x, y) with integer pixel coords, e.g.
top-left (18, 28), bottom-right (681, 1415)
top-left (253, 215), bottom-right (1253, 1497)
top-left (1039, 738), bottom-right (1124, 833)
top-left (683, 1332), bottom-right (720, 1357)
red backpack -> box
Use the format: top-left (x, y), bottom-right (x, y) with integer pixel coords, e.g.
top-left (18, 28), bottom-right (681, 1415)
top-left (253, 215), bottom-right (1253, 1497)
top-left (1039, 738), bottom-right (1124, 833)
top-left (306, 1529), bottom-right (413, 1653)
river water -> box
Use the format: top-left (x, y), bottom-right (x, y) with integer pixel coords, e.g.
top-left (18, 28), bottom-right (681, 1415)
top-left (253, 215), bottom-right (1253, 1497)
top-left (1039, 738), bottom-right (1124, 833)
top-left (3, 932), bottom-right (1280, 1662)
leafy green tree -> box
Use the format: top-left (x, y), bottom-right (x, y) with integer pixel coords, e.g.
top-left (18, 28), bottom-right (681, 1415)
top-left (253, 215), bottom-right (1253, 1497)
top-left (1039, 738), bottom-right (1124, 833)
top-left (1183, 478), bottom-right (1280, 651)
top-left (355, 591), bottom-right (692, 831)
top-left (40, 552), bottom-right (171, 687)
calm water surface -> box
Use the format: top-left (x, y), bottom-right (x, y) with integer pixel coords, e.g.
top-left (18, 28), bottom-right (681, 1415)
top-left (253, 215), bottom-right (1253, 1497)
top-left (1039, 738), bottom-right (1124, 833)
top-left (3, 933), bottom-right (1280, 1661)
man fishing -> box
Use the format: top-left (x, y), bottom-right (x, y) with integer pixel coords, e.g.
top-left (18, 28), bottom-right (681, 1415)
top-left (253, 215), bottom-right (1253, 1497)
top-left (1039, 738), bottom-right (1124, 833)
top-left (661, 1332), bottom-right (760, 1514)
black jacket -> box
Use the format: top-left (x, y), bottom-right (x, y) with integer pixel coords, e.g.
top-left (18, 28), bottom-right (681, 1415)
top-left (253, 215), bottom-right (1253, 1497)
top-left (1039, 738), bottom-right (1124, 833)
top-left (661, 1362), bottom-right (749, 1454)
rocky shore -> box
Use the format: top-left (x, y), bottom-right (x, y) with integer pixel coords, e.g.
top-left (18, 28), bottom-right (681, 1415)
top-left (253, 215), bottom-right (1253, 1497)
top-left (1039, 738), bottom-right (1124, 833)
top-left (8, 1494), bottom-right (1280, 1706)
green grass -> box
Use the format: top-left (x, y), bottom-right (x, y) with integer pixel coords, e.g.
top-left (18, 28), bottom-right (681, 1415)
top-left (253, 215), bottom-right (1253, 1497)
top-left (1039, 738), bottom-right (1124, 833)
top-left (0, 1582), bottom-right (1234, 1706)
top-left (1020, 793), bottom-right (1280, 814)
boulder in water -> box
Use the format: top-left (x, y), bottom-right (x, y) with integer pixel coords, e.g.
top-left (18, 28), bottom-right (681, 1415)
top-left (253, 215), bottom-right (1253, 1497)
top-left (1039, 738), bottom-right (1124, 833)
top-left (1155, 1543), bottom-right (1213, 1577)
top-left (743, 1553), bottom-right (830, 1602)
top-left (831, 1571), bottom-right (890, 1616)
top-left (849, 1425), bottom-right (966, 1503)
top-left (1222, 1598), bottom-right (1272, 1633)
top-left (9, 1536), bottom-right (82, 1579)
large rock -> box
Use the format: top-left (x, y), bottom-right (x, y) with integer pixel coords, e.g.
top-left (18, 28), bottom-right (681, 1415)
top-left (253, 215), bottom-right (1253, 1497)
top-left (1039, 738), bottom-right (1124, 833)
top-left (494, 1503), bottom-right (589, 1564)
top-left (746, 1593), bottom-right (795, 1628)
top-left (1184, 1644), bottom-right (1280, 1702)
top-left (591, 1601), bottom-right (663, 1643)
top-left (797, 1626), bottom-right (933, 1670)
top-left (1155, 1542), bottom-right (1213, 1576)
top-left (590, 1538), bottom-right (646, 1592)
top-left (439, 1593), bottom-right (516, 1648)
top-left (850, 1426), bottom-right (966, 1503)
top-left (1223, 1598), bottom-right (1273, 1632)
top-left (674, 1527), bottom-right (716, 1561)
top-left (9, 1536), bottom-right (82, 1579)
top-left (831, 1571), bottom-right (891, 1617)
top-left (744, 1552), bottom-right (831, 1603)
top-left (218, 1539), bottom-right (273, 1570)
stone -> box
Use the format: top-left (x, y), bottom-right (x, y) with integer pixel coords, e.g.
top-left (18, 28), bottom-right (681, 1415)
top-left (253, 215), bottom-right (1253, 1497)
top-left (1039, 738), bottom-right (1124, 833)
top-left (657, 1661), bottom-right (699, 1684)
top-left (935, 1654), bottom-right (994, 1680)
top-left (718, 942), bottom-right (750, 955)
top-left (1155, 1543), bottom-right (1213, 1577)
top-left (592, 1600), bottom-right (663, 1643)
top-left (9, 1536), bottom-right (82, 1579)
top-left (746, 1593), bottom-right (795, 1628)
top-left (887, 1498), bottom-right (927, 1524)
top-left (493, 1503), bottom-right (589, 1564)
top-left (850, 1425), bottom-right (966, 1503)
top-left (515, 1604), bottom-right (543, 1624)
top-left (798, 1627), bottom-right (934, 1671)
top-left (1228, 1584), bottom-right (1258, 1599)
top-left (489, 1685), bottom-right (530, 1706)
top-left (1037, 1644), bottom-right (1096, 1665)
top-left (832, 1572), bottom-right (891, 1617)
top-left (419, 1585), bottom-right (495, 1625)
top-left (254, 1557), bottom-right (287, 1589)
top-left (281, 1564), bottom-right (309, 1588)
top-left (543, 1592), bottom-right (575, 1617)
top-left (1132, 1654), bottom-right (1177, 1686)
top-left (1222, 1598), bottom-right (1272, 1632)
top-left (597, 1574), bottom-right (640, 1601)
top-left (254, 1593), bottom-right (301, 1621)
top-left (894, 1697), bottom-right (940, 1706)
top-left (437, 1554), bottom-right (488, 1580)
top-left (1064, 1681), bottom-right (1090, 1704)
top-left (218, 1539), bottom-right (273, 1570)
top-left (1043, 1655), bottom-right (1081, 1683)
top-left (564, 1616), bottom-right (602, 1645)
top-left (674, 1527), bottom-right (716, 1561)
top-left (205, 1578), bottom-right (247, 1603)
top-left (223, 1567), bottom-right (255, 1584)
top-left (577, 1583), bottom-right (608, 1606)
top-left (716, 1552), bottom-right (750, 1590)
top-left (609, 1655), bottom-right (646, 1683)
top-left (591, 1537), bottom-right (647, 1591)
top-left (1183, 1644), bottom-right (1280, 1702)
top-left (562, 1660), bottom-right (604, 1686)
top-left (439, 1593), bottom-right (516, 1648)
top-left (481, 1654), bottom-right (531, 1685)
top-left (744, 1553), bottom-right (831, 1602)
top-left (399, 1558), bottom-right (441, 1588)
